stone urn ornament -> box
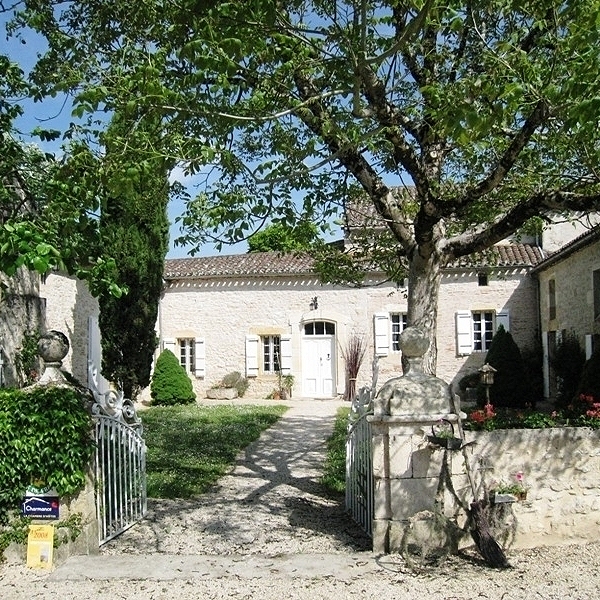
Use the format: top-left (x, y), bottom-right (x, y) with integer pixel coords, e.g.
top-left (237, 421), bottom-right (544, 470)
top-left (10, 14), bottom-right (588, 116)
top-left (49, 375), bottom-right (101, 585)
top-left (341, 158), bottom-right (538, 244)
top-left (37, 330), bottom-right (69, 384)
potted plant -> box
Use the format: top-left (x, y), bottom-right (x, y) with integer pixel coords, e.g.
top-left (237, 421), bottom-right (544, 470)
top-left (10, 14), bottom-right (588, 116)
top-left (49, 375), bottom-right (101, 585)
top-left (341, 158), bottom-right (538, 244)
top-left (282, 374), bottom-right (295, 398)
top-left (427, 419), bottom-right (463, 450)
top-left (490, 471), bottom-right (529, 503)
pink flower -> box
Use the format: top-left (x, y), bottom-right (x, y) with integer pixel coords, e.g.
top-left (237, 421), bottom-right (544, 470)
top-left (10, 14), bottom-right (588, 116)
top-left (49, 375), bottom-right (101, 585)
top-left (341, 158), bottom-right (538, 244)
top-left (515, 471), bottom-right (524, 482)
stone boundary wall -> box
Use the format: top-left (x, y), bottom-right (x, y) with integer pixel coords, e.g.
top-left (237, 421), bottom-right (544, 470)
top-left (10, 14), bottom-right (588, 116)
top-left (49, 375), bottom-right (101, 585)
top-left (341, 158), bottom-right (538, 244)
top-left (371, 419), bottom-right (600, 553)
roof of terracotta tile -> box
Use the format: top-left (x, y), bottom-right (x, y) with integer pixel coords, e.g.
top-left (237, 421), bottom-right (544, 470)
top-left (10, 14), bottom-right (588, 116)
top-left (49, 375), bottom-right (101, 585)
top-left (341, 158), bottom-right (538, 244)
top-left (165, 251), bottom-right (315, 278)
top-left (164, 244), bottom-right (544, 280)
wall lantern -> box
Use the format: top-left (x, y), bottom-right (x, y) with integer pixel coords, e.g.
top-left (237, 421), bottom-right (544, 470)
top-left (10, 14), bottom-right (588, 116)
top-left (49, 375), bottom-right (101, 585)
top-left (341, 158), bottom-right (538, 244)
top-left (309, 296), bottom-right (318, 310)
top-left (479, 362), bottom-right (497, 404)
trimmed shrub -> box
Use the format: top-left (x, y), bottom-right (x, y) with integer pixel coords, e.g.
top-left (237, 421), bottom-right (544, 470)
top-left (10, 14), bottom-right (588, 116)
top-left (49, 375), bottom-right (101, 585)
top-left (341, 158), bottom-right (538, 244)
top-left (551, 332), bottom-right (586, 408)
top-left (485, 325), bottom-right (531, 408)
top-left (578, 343), bottom-right (600, 401)
top-left (150, 349), bottom-right (196, 406)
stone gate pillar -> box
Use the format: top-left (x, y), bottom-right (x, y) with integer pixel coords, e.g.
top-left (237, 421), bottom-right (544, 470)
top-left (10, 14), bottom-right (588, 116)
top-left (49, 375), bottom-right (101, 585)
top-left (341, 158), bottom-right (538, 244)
top-left (368, 326), bottom-right (465, 554)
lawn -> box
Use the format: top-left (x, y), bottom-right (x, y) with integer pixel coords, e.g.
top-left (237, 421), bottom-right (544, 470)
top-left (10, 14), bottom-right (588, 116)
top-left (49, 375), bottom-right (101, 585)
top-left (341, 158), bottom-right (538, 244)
top-left (140, 403), bottom-right (288, 498)
top-left (320, 407), bottom-right (351, 494)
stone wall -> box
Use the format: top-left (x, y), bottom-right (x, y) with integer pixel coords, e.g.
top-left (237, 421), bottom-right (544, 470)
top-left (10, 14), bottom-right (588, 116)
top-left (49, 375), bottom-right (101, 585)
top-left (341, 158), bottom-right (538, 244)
top-left (370, 419), bottom-right (600, 553)
top-left (537, 236), bottom-right (600, 345)
top-left (0, 268), bottom-right (44, 387)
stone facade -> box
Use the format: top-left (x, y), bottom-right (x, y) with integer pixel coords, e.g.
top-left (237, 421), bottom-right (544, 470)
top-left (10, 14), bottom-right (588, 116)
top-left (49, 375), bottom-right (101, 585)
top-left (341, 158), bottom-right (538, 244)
top-left (157, 257), bottom-right (539, 401)
top-left (40, 272), bottom-right (101, 388)
top-left (533, 228), bottom-right (600, 397)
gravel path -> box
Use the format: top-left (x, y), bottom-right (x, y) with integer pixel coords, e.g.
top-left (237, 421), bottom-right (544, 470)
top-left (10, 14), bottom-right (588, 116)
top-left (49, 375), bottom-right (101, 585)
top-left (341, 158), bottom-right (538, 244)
top-left (2, 398), bottom-right (599, 599)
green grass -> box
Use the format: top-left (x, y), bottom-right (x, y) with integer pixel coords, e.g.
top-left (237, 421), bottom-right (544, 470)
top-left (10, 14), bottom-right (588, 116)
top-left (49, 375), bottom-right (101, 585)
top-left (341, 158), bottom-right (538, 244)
top-left (140, 403), bottom-right (288, 498)
top-left (320, 407), bottom-right (350, 494)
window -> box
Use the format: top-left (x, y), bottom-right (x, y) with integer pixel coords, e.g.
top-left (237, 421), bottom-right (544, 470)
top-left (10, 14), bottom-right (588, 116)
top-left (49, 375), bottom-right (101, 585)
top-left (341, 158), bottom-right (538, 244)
top-left (548, 278), bottom-right (556, 320)
top-left (304, 321), bottom-right (335, 335)
top-left (472, 312), bottom-right (494, 352)
top-left (246, 334), bottom-right (292, 377)
top-left (178, 338), bottom-right (195, 373)
top-left (455, 310), bottom-right (509, 355)
top-left (163, 337), bottom-right (205, 377)
top-left (594, 269), bottom-right (600, 321)
top-left (262, 335), bottom-right (281, 373)
top-left (391, 313), bottom-right (408, 351)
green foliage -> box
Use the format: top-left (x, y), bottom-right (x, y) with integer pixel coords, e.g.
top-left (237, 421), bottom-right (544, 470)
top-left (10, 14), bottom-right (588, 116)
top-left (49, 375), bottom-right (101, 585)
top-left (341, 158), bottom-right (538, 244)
top-left (216, 371), bottom-right (249, 397)
top-left (14, 331), bottom-right (41, 387)
top-left (247, 221), bottom-right (320, 253)
top-left (98, 110), bottom-right (171, 399)
top-left (0, 512), bottom-right (84, 560)
top-left (150, 349), bottom-right (196, 406)
top-left (551, 332), bottom-right (586, 409)
top-left (485, 325), bottom-right (531, 409)
top-left (0, 387), bottom-right (94, 523)
top-left (321, 407), bottom-right (350, 494)
top-left (9, 0), bottom-right (600, 372)
top-left (465, 406), bottom-right (600, 431)
top-left (141, 403), bottom-right (287, 498)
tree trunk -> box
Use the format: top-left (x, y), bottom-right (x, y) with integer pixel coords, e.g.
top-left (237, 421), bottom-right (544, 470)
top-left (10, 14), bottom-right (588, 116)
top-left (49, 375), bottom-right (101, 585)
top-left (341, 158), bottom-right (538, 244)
top-left (406, 246), bottom-right (443, 375)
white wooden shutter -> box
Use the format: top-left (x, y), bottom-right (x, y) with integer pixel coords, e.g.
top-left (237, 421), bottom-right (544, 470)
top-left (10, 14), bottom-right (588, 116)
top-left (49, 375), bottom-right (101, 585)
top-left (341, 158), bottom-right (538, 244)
top-left (374, 313), bottom-right (390, 356)
top-left (194, 338), bottom-right (206, 378)
top-left (245, 335), bottom-right (260, 377)
top-left (455, 311), bottom-right (473, 356)
top-left (280, 335), bottom-right (292, 374)
top-left (585, 334), bottom-right (594, 360)
top-left (541, 331), bottom-right (550, 399)
top-left (496, 310), bottom-right (510, 332)
top-left (163, 338), bottom-right (176, 355)
top-left (87, 315), bottom-right (110, 394)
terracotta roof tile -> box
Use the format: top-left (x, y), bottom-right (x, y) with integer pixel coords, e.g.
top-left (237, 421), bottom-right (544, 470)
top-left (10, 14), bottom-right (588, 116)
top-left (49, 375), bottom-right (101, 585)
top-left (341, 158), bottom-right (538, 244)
top-left (165, 251), bottom-right (315, 279)
top-left (164, 243), bottom-right (543, 280)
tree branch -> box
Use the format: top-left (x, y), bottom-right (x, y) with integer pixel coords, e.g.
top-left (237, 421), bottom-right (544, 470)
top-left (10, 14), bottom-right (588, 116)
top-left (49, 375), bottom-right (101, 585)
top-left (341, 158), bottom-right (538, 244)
top-left (293, 70), bottom-right (414, 252)
top-left (443, 189), bottom-right (600, 259)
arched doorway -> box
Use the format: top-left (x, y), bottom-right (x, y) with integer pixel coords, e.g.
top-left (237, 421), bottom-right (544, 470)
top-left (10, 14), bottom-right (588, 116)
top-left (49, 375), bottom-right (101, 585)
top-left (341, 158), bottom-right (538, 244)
top-left (302, 320), bottom-right (336, 397)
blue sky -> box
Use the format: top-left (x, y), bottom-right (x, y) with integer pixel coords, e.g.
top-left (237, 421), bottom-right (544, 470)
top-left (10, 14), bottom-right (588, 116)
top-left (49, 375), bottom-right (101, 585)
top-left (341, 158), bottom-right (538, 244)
top-left (2, 13), bottom-right (245, 259)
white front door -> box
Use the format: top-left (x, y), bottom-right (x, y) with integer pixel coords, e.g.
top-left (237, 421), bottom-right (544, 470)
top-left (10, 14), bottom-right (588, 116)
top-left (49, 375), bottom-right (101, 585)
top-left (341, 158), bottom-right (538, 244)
top-left (302, 336), bottom-right (335, 397)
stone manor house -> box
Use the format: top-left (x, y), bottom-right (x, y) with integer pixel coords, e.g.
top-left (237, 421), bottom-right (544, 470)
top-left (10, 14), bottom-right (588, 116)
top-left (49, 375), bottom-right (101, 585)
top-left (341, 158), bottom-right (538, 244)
top-left (1, 217), bottom-right (599, 402)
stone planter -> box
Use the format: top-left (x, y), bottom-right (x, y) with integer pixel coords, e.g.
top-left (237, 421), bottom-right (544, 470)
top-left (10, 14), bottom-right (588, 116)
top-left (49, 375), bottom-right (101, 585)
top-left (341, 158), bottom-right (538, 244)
top-left (206, 387), bottom-right (238, 400)
top-left (427, 435), bottom-right (463, 450)
top-left (491, 490), bottom-right (528, 504)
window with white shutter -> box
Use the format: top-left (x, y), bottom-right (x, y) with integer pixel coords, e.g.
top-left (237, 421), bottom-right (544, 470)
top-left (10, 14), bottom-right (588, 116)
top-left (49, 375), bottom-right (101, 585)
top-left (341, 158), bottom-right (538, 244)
top-left (245, 335), bottom-right (260, 377)
top-left (194, 339), bottom-right (206, 378)
top-left (374, 313), bottom-right (390, 356)
top-left (455, 310), bottom-right (510, 355)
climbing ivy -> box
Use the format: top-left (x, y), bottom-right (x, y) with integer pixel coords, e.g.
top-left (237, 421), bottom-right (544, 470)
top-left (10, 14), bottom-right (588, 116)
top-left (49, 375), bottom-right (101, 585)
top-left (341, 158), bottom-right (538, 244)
top-left (0, 387), bottom-right (94, 524)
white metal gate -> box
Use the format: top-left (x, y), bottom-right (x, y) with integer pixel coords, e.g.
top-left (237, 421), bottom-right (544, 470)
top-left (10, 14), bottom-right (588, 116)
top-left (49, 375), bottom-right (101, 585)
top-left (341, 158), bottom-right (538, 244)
top-left (91, 387), bottom-right (147, 545)
top-left (345, 387), bottom-right (374, 537)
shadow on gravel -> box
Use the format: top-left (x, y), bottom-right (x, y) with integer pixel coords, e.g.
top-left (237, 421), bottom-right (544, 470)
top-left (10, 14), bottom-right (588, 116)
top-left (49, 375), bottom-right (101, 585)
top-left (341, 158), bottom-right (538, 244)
top-left (103, 408), bottom-right (372, 555)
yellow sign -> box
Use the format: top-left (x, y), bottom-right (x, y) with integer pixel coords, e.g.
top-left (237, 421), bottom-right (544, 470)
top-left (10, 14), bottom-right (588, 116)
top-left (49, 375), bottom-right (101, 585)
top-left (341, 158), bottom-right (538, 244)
top-left (26, 524), bottom-right (54, 570)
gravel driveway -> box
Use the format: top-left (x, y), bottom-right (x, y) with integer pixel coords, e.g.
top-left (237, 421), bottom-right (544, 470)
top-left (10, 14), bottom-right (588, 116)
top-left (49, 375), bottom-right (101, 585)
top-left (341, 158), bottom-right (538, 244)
top-left (2, 398), bottom-right (599, 599)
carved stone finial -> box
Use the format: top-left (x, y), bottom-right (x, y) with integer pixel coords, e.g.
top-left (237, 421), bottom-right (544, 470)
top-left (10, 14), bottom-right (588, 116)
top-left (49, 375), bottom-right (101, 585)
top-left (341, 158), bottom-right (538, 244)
top-left (37, 330), bottom-right (69, 384)
top-left (374, 326), bottom-right (453, 417)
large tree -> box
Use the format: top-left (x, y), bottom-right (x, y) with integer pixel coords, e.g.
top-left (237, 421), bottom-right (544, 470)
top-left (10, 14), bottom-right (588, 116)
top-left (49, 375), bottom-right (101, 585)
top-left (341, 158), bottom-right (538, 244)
top-left (11, 1), bottom-right (600, 372)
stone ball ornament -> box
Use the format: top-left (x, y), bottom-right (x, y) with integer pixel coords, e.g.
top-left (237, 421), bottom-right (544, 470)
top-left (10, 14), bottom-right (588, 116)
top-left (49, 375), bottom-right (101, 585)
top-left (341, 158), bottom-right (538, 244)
top-left (38, 330), bottom-right (70, 364)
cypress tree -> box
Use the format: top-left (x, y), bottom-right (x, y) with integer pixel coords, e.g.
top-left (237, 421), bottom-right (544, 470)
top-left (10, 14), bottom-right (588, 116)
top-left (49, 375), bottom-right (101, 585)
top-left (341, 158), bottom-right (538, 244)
top-left (98, 111), bottom-right (171, 399)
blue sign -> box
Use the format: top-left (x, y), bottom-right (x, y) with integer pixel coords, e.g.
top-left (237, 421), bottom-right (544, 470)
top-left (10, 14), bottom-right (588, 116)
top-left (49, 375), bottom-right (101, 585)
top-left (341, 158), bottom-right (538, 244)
top-left (21, 496), bottom-right (60, 520)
